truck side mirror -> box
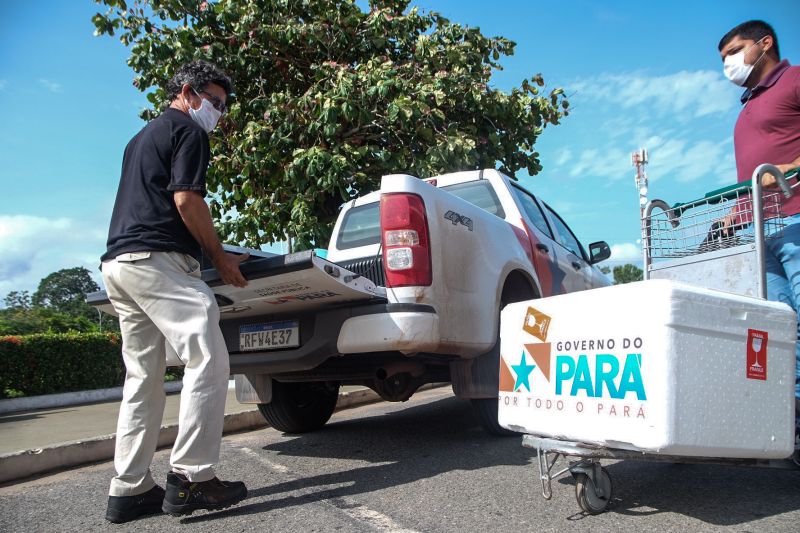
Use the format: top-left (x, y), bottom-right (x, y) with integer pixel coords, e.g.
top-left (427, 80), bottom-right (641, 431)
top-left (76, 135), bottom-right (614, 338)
top-left (588, 241), bottom-right (611, 264)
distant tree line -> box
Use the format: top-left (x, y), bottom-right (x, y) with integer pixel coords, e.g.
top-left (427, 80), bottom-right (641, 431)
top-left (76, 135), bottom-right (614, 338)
top-left (0, 267), bottom-right (118, 335)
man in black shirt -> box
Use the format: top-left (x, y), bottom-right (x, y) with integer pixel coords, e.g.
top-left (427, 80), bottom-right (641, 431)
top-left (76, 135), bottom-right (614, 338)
top-left (101, 61), bottom-right (249, 523)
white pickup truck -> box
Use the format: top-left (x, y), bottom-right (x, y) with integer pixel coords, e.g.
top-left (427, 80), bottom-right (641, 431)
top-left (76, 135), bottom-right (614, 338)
top-left (89, 169), bottom-right (612, 435)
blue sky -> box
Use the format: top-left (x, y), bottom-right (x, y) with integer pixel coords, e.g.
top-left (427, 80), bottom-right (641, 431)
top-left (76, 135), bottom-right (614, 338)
top-left (1, 0), bottom-right (798, 299)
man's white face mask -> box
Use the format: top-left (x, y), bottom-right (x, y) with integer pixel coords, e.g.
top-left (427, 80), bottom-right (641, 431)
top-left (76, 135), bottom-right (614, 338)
top-left (188, 88), bottom-right (222, 133)
top-left (723, 37), bottom-right (766, 87)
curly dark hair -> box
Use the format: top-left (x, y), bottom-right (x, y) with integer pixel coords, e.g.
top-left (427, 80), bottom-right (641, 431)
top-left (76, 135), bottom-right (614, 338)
top-left (166, 60), bottom-right (233, 101)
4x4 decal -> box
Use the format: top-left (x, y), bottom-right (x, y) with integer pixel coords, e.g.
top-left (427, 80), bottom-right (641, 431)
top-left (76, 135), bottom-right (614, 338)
top-left (444, 210), bottom-right (474, 231)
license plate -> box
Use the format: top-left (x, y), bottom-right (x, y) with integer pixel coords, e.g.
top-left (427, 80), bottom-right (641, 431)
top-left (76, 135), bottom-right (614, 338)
top-left (239, 320), bottom-right (299, 351)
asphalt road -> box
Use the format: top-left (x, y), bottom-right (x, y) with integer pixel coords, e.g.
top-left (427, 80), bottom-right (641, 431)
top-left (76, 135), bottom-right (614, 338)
top-left (1, 387), bottom-right (799, 532)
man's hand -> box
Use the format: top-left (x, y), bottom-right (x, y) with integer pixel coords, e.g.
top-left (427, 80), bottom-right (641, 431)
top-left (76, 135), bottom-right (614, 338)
top-left (213, 252), bottom-right (250, 288)
top-left (721, 212), bottom-right (737, 229)
top-left (762, 163), bottom-right (796, 188)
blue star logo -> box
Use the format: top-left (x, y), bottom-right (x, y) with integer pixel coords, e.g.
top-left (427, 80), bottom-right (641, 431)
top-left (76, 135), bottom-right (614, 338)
top-left (511, 351), bottom-right (536, 392)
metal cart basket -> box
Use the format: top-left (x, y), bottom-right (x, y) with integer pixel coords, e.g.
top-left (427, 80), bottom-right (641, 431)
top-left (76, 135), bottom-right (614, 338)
top-left (644, 164), bottom-right (798, 297)
top-left (522, 163), bottom-right (799, 515)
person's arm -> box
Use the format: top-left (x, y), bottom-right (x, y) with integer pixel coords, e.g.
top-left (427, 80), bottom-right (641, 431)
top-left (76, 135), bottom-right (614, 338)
top-left (174, 190), bottom-right (249, 287)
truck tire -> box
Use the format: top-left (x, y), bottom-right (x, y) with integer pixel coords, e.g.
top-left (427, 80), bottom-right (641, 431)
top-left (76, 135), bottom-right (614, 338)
top-left (469, 329), bottom-right (519, 436)
top-left (470, 275), bottom-right (534, 436)
top-left (471, 397), bottom-right (519, 436)
top-left (257, 380), bottom-right (340, 433)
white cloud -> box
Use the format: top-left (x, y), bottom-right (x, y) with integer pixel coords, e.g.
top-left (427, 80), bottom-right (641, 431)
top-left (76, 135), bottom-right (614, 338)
top-left (554, 148), bottom-right (572, 166)
top-left (571, 70), bottom-right (740, 120)
top-left (38, 78), bottom-right (62, 93)
top-left (0, 215), bottom-right (106, 302)
top-left (715, 149), bottom-right (738, 185)
top-left (609, 241), bottom-right (642, 263)
top-left (568, 146), bottom-right (630, 181)
top-left (561, 126), bottom-right (734, 185)
top-left (645, 136), bottom-right (735, 184)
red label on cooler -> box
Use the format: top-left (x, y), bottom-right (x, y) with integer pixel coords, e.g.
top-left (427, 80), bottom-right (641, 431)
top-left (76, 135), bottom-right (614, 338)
top-left (746, 329), bottom-right (768, 381)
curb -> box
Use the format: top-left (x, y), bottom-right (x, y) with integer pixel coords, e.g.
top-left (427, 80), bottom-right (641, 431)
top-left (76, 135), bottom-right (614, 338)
top-left (0, 384), bottom-right (443, 484)
top-left (0, 382), bottom-right (184, 415)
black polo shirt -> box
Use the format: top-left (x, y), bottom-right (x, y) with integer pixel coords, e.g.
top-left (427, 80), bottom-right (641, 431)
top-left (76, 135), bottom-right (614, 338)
top-left (102, 108), bottom-right (210, 262)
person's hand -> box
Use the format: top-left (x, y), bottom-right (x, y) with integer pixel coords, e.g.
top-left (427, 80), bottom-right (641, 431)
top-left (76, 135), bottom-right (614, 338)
top-left (720, 213), bottom-right (737, 229)
top-left (762, 163), bottom-right (795, 189)
top-left (214, 252), bottom-right (250, 288)
top-left (762, 173), bottom-right (778, 188)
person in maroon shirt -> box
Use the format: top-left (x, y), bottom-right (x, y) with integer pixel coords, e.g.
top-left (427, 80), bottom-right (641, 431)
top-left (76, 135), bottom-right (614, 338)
top-left (719, 20), bottom-right (800, 465)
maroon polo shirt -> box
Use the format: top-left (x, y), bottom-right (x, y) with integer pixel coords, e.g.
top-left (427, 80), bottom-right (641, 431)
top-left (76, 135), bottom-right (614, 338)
top-left (734, 60), bottom-right (800, 217)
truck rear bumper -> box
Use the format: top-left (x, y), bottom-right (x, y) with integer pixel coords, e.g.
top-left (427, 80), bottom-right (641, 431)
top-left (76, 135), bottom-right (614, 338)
top-left (337, 308), bottom-right (440, 354)
top-left (226, 303), bottom-right (437, 375)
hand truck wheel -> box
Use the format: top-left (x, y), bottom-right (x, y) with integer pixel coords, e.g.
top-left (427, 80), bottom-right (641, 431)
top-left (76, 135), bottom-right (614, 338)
top-left (574, 467), bottom-right (613, 515)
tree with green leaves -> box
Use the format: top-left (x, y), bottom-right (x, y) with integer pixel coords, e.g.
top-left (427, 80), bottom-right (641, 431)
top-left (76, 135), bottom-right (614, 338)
top-left (612, 264), bottom-right (643, 285)
top-left (92, 0), bottom-right (568, 249)
top-left (32, 267), bottom-right (100, 318)
top-left (0, 267), bottom-right (117, 335)
top-left (3, 291), bottom-right (32, 311)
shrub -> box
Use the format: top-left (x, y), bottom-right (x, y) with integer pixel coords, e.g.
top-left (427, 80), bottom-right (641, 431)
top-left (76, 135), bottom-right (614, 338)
top-left (0, 333), bottom-right (125, 398)
top-left (0, 333), bottom-right (189, 399)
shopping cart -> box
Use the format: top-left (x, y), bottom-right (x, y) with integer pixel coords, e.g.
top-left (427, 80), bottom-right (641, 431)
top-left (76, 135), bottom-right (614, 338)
top-left (520, 163), bottom-right (799, 515)
top-left (644, 163), bottom-right (799, 298)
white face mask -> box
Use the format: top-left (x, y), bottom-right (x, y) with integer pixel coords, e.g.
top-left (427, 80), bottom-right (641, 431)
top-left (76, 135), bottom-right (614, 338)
top-left (188, 90), bottom-right (222, 133)
top-left (723, 38), bottom-right (765, 87)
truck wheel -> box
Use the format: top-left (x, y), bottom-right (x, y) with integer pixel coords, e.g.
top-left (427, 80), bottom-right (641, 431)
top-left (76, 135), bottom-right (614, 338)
top-left (471, 277), bottom-right (533, 436)
top-left (471, 398), bottom-right (519, 436)
top-left (467, 328), bottom-right (519, 436)
top-left (257, 381), bottom-right (340, 433)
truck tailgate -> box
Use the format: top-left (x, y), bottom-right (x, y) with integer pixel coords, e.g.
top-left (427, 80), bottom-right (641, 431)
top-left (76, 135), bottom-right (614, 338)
top-left (86, 250), bottom-right (386, 319)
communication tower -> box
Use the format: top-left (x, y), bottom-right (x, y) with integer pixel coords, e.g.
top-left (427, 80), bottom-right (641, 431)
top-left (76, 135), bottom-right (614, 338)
top-left (631, 148), bottom-right (649, 216)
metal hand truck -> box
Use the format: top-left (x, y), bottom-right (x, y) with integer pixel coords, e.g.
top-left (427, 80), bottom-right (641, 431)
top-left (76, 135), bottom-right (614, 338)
top-left (523, 164), bottom-right (799, 515)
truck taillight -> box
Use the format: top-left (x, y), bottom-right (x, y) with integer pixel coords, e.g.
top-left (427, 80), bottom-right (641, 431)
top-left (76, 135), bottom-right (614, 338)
top-left (380, 193), bottom-right (432, 287)
top-left (384, 229), bottom-right (419, 246)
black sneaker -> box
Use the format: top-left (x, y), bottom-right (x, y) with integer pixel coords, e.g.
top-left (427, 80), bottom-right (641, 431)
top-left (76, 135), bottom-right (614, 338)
top-left (105, 485), bottom-right (165, 523)
top-left (162, 472), bottom-right (247, 516)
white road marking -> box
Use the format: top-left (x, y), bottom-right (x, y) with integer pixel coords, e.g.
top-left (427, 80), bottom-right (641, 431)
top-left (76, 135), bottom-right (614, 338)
top-left (238, 446), bottom-right (421, 533)
top-left (239, 446), bottom-right (290, 473)
top-left (330, 499), bottom-right (422, 533)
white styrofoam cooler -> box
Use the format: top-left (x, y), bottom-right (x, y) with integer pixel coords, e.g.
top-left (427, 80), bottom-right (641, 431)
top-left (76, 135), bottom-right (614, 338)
top-left (498, 279), bottom-right (797, 459)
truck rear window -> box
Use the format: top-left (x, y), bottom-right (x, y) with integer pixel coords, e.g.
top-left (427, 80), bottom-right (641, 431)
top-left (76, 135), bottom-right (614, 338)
top-left (444, 181), bottom-right (505, 219)
top-left (337, 202), bottom-right (381, 249)
top-left (335, 180), bottom-right (505, 250)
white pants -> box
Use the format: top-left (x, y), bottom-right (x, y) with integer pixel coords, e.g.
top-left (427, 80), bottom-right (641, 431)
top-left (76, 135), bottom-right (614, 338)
top-left (102, 251), bottom-right (230, 496)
